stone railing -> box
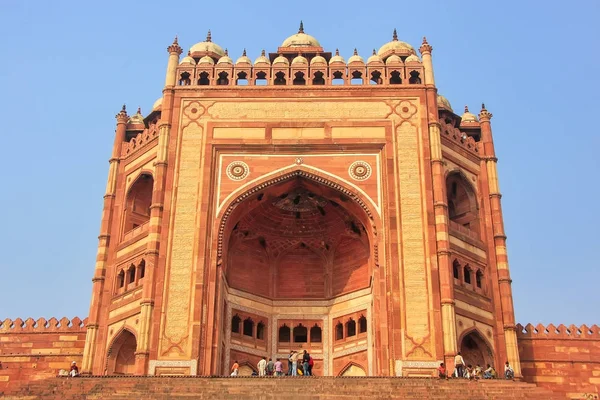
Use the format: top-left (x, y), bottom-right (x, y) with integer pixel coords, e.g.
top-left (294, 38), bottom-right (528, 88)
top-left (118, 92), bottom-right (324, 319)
top-left (0, 317), bottom-right (87, 333)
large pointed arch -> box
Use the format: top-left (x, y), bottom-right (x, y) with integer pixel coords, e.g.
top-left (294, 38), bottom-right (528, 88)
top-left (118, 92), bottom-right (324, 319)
top-left (458, 327), bottom-right (495, 368)
top-left (105, 327), bottom-right (138, 375)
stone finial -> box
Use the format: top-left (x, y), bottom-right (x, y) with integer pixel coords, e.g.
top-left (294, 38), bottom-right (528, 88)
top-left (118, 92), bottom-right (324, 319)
top-left (299, 20), bottom-right (304, 34)
top-left (225, 48), bottom-right (229, 56)
top-left (393, 29), bottom-right (398, 41)
top-left (335, 48), bottom-right (340, 56)
top-left (479, 103), bottom-right (493, 120)
top-left (372, 49), bottom-right (376, 55)
top-left (187, 50), bottom-right (191, 56)
top-left (206, 30), bottom-right (212, 42)
top-left (465, 105), bottom-right (469, 113)
top-left (419, 36), bottom-right (432, 54)
top-left (116, 104), bottom-right (128, 122)
top-left (353, 48), bottom-right (358, 55)
top-left (167, 36), bottom-right (182, 55)
top-left (261, 49), bottom-right (266, 56)
top-left (137, 107), bottom-right (142, 114)
top-left (242, 48), bottom-right (247, 56)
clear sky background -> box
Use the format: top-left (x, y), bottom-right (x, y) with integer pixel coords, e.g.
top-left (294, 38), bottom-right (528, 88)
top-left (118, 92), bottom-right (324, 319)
top-left (0, 1), bottom-right (598, 326)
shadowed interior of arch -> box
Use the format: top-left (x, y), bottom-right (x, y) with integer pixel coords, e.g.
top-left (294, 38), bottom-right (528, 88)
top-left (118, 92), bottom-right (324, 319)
top-left (223, 175), bottom-right (372, 300)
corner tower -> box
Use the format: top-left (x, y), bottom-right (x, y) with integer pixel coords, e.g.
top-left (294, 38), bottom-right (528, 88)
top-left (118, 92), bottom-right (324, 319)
top-left (82, 26), bottom-right (520, 378)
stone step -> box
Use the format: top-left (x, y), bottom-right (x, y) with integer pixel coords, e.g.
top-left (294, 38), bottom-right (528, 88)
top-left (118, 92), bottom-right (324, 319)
top-left (1, 376), bottom-right (566, 400)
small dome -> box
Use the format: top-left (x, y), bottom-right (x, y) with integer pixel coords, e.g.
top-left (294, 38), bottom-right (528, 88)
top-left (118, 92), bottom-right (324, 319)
top-left (405, 54), bottom-right (421, 63)
top-left (461, 106), bottom-right (479, 123)
top-left (128, 108), bottom-right (144, 124)
top-left (254, 50), bottom-right (270, 65)
top-left (385, 54), bottom-right (403, 65)
top-left (437, 95), bottom-right (453, 112)
top-left (310, 54), bottom-right (327, 65)
top-left (152, 97), bottom-right (162, 112)
top-left (281, 21), bottom-right (321, 48)
top-left (190, 30), bottom-right (225, 57)
top-left (236, 49), bottom-right (251, 65)
top-left (367, 49), bottom-right (383, 64)
top-left (329, 49), bottom-right (345, 65)
top-left (216, 49), bottom-right (233, 65)
top-left (273, 54), bottom-right (289, 65)
top-left (198, 55), bottom-right (215, 65)
top-left (180, 51), bottom-right (196, 65)
top-left (378, 29), bottom-right (416, 57)
top-left (348, 49), bottom-right (364, 64)
top-left (291, 54), bottom-right (308, 65)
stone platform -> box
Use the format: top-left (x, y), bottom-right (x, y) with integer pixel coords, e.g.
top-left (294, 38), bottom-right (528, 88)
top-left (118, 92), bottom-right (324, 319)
top-left (0, 376), bottom-right (567, 399)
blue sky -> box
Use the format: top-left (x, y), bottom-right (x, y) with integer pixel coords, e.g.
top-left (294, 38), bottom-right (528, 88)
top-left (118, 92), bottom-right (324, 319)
top-left (0, 1), bottom-right (598, 326)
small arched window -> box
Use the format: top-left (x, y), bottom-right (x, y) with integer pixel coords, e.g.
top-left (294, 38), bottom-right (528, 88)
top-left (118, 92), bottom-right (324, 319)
top-left (216, 71), bottom-right (229, 85)
top-left (351, 71), bottom-right (363, 85)
top-left (231, 315), bottom-right (241, 334)
top-left (332, 71), bottom-right (345, 85)
top-left (464, 266), bottom-right (472, 285)
top-left (358, 315), bottom-right (367, 334)
top-left (257, 321), bottom-right (265, 340)
top-left (370, 71), bottom-right (382, 85)
top-left (117, 270), bottom-right (125, 288)
top-left (335, 322), bottom-right (344, 341)
top-left (312, 71), bottom-right (325, 85)
top-left (390, 70), bottom-right (402, 84)
top-left (476, 270), bottom-right (483, 288)
top-left (279, 324), bottom-right (291, 342)
top-left (446, 173), bottom-right (479, 236)
top-left (124, 174), bottom-right (153, 234)
top-left (236, 72), bottom-right (249, 86)
top-left (128, 265), bottom-right (136, 284)
top-left (409, 71), bottom-right (421, 84)
top-left (255, 71), bottom-right (268, 86)
top-left (198, 72), bottom-right (210, 85)
top-left (293, 72), bottom-right (306, 85)
top-left (243, 318), bottom-right (254, 337)
top-left (453, 260), bottom-right (460, 280)
top-left (310, 325), bottom-right (322, 343)
top-left (294, 324), bottom-right (308, 343)
top-left (179, 72), bottom-right (191, 86)
top-left (346, 319), bottom-right (356, 337)
top-left (138, 260), bottom-right (145, 279)
top-left (274, 71), bottom-right (286, 85)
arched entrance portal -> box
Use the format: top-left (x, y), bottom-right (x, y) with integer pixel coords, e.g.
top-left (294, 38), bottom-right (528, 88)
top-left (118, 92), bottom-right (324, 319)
top-left (219, 172), bottom-right (377, 376)
top-left (107, 330), bottom-right (137, 375)
top-left (460, 330), bottom-right (494, 368)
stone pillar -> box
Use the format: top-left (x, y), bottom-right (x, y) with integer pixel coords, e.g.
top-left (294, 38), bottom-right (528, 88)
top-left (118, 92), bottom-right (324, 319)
top-left (165, 37), bottom-right (182, 87)
top-left (82, 106), bottom-right (128, 374)
top-left (479, 104), bottom-right (522, 378)
top-left (419, 38), bottom-right (435, 86)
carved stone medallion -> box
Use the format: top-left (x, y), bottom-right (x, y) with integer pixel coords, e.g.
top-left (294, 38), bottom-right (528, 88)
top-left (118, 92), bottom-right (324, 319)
top-left (226, 161), bottom-right (250, 181)
top-left (348, 161), bottom-right (372, 181)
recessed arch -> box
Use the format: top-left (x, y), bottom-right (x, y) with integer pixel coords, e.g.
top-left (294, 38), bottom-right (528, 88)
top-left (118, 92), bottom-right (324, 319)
top-left (445, 170), bottom-right (479, 236)
top-left (338, 361), bottom-right (366, 376)
top-left (458, 327), bottom-right (495, 369)
top-left (106, 327), bottom-right (137, 375)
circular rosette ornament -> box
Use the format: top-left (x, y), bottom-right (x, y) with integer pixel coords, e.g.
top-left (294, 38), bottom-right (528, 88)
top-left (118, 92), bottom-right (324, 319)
top-left (226, 161), bottom-right (250, 181)
top-left (348, 161), bottom-right (372, 181)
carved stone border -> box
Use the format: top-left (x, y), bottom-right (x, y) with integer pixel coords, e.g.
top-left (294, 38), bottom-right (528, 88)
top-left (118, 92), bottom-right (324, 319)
top-left (332, 343), bottom-right (368, 358)
top-left (148, 359), bottom-right (197, 376)
top-left (394, 360), bottom-right (443, 376)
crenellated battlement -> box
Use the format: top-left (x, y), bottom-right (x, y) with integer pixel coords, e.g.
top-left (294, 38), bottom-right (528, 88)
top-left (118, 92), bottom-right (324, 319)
top-left (0, 317), bottom-right (87, 333)
top-left (439, 119), bottom-right (479, 155)
top-left (516, 323), bottom-right (600, 339)
top-left (122, 124), bottom-right (158, 158)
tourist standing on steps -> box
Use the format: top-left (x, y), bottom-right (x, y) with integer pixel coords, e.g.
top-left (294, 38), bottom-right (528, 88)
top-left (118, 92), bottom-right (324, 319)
top-left (258, 357), bottom-right (267, 376)
top-left (274, 358), bottom-right (283, 376)
top-left (302, 350), bottom-right (311, 376)
top-left (504, 361), bottom-right (514, 380)
top-left (231, 360), bottom-right (239, 376)
top-left (290, 351), bottom-right (299, 376)
top-left (454, 352), bottom-right (465, 378)
top-left (266, 358), bottom-right (274, 376)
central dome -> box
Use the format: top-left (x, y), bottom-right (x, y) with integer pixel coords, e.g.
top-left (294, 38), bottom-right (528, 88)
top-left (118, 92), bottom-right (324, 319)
top-left (189, 30), bottom-right (225, 57)
top-left (281, 21), bottom-right (321, 48)
top-left (377, 29), bottom-right (415, 57)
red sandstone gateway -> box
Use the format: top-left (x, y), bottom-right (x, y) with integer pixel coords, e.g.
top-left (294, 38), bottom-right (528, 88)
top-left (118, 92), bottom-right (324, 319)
top-left (0, 24), bottom-right (598, 398)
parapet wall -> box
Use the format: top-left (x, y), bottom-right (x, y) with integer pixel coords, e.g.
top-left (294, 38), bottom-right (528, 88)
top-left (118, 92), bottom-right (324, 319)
top-left (517, 323), bottom-right (600, 399)
top-left (0, 317), bottom-right (87, 392)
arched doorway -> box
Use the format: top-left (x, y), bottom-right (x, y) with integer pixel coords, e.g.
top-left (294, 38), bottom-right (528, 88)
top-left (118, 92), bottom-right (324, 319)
top-left (460, 330), bottom-right (494, 368)
top-left (218, 172), bottom-right (378, 376)
top-left (107, 330), bottom-right (137, 375)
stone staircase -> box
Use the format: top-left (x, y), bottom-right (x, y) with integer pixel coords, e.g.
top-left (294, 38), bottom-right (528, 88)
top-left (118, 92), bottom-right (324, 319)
top-left (1, 376), bottom-right (567, 400)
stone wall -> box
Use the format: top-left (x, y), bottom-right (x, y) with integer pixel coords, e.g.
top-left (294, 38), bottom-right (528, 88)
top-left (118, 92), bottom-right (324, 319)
top-left (517, 323), bottom-right (600, 399)
top-left (0, 317), bottom-right (87, 392)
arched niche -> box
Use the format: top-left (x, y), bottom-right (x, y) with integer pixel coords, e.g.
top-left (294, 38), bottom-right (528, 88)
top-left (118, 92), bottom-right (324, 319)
top-left (459, 329), bottom-right (494, 369)
top-left (106, 329), bottom-right (137, 375)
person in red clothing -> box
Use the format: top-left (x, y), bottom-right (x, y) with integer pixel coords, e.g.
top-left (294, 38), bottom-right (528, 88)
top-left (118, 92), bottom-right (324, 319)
top-left (437, 363), bottom-right (447, 379)
top-left (69, 361), bottom-right (79, 377)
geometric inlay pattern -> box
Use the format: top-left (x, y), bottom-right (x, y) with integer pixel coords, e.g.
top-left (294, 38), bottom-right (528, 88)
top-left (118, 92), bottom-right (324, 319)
top-left (226, 161), bottom-right (250, 181)
top-left (348, 161), bottom-right (372, 181)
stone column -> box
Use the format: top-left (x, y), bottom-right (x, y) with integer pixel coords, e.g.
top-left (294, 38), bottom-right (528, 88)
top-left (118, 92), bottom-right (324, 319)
top-left (419, 38), bottom-right (435, 86)
top-left (479, 105), bottom-right (522, 378)
top-left (136, 39), bottom-right (181, 373)
top-left (82, 106), bottom-right (128, 374)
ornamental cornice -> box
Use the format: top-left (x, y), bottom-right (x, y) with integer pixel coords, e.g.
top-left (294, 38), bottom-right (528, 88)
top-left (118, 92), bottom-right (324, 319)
top-left (440, 299), bottom-right (456, 305)
top-left (103, 194), bottom-right (116, 200)
top-left (489, 193), bottom-right (502, 199)
top-left (140, 300), bottom-right (155, 306)
top-left (437, 250), bottom-right (451, 256)
top-left (98, 234), bottom-right (110, 240)
top-left (482, 156), bottom-right (498, 162)
top-left (498, 278), bottom-right (513, 284)
top-left (503, 324), bottom-right (517, 331)
top-left (493, 233), bottom-right (507, 240)
top-left (108, 157), bottom-right (120, 163)
top-left (91, 276), bottom-right (105, 283)
top-left (149, 204), bottom-right (164, 211)
top-left (433, 201), bottom-right (448, 209)
top-left (153, 161), bottom-right (168, 167)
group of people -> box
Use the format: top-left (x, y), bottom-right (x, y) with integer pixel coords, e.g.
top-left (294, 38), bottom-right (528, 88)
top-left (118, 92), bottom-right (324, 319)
top-left (230, 350), bottom-right (315, 377)
top-left (437, 352), bottom-right (515, 380)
